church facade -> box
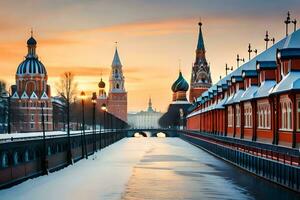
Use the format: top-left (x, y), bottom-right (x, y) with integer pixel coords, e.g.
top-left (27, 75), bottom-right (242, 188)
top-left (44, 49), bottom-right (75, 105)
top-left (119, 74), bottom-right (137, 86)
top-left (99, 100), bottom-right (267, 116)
top-left (10, 34), bottom-right (53, 132)
top-left (96, 47), bottom-right (128, 122)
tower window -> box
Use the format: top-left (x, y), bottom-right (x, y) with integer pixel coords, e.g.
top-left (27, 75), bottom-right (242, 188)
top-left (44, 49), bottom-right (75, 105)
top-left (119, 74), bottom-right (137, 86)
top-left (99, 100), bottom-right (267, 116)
top-left (116, 84), bottom-right (119, 89)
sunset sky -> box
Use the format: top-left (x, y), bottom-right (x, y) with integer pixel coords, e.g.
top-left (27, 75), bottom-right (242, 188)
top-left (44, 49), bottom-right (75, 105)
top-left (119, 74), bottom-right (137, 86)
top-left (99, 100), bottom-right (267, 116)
top-left (0, 0), bottom-right (299, 112)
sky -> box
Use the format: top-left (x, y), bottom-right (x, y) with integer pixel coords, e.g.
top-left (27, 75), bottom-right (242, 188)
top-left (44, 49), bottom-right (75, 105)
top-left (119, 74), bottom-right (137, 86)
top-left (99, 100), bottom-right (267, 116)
top-left (0, 0), bottom-right (299, 112)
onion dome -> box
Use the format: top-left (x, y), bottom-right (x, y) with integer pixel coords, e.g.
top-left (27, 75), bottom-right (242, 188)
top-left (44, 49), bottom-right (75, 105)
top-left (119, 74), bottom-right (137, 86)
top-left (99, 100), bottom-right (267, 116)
top-left (98, 78), bottom-right (105, 88)
top-left (171, 71), bottom-right (189, 92)
top-left (16, 35), bottom-right (47, 76)
top-left (27, 36), bottom-right (37, 45)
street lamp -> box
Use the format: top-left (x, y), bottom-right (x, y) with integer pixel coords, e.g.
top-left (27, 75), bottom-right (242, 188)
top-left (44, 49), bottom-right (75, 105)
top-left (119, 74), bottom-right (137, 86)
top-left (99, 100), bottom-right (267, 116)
top-left (91, 92), bottom-right (97, 153)
top-left (80, 91), bottom-right (88, 159)
top-left (40, 101), bottom-right (48, 174)
top-left (101, 103), bottom-right (107, 148)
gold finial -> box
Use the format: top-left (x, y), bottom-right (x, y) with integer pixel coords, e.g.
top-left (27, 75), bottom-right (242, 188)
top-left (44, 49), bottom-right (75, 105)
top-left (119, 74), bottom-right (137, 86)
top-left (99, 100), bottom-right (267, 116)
top-left (178, 59), bottom-right (181, 72)
top-left (115, 41), bottom-right (118, 48)
top-left (30, 28), bottom-right (33, 37)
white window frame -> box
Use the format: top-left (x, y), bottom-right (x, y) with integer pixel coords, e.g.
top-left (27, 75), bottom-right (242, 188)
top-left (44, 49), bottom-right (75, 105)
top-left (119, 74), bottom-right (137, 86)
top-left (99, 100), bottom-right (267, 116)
top-left (280, 98), bottom-right (293, 131)
top-left (257, 102), bottom-right (271, 129)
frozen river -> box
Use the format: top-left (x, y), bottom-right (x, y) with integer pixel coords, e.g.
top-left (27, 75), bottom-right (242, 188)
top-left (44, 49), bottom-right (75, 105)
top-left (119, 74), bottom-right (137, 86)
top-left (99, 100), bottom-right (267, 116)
top-left (0, 138), bottom-right (299, 200)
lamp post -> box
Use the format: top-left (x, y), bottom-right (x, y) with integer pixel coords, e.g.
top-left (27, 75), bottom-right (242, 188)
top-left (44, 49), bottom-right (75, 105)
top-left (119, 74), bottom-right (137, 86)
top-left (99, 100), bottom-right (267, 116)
top-left (101, 103), bottom-right (107, 148)
top-left (66, 98), bottom-right (72, 164)
top-left (40, 101), bottom-right (48, 174)
top-left (80, 91), bottom-right (88, 159)
top-left (91, 92), bottom-right (97, 153)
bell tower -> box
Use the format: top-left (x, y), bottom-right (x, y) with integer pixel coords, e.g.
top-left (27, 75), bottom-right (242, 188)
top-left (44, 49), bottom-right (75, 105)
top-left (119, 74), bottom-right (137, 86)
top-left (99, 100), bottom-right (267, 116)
top-left (189, 22), bottom-right (212, 102)
top-left (107, 45), bottom-right (127, 122)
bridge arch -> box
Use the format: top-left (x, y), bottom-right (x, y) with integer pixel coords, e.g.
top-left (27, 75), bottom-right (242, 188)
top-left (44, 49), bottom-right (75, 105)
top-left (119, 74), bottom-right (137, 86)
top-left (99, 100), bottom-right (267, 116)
top-left (133, 131), bottom-right (149, 137)
top-left (127, 129), bottom-right (179, 137)
top-left (153, 131), bottom-right (168, 137)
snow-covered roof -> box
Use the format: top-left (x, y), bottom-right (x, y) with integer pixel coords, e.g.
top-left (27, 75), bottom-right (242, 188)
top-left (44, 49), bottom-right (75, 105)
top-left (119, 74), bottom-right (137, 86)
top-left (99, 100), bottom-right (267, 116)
top-left (256, 61), bottom-right (277, 70)
top-left (271, 72), bottom-right (300, 94)
top-left (225, 90), bottom-right (244, 105)
top-left (255, 80), bottom-right (276, 99)
top-left (215, 96), bottom-right (228, 109)
top-left (240, 86), bottom-right (258, 102)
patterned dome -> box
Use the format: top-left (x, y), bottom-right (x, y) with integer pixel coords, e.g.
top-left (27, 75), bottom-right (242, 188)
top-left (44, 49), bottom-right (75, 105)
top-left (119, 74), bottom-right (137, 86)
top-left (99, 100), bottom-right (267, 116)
top-left (16, 58), bottom-right (47, 75)
top-left (171, 71), bottom-right (189, 92)
top-left (98, 78), bottom-right (105, 88)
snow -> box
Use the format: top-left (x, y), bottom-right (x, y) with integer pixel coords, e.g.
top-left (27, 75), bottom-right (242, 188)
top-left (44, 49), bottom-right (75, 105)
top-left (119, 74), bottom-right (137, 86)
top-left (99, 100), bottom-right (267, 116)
top-left (240, 85), bottom-right (258, 102)
top-left (271, 71), bottom-right (300, 94)
top-left (0, 138), bottom-right (150, 200)
top-left (283, 29), bottom-right (300, 48)
top-left (255, 80), bottom-right (277, 98)
top-left (0, 130), bottom-right (102, 143)
top-left (0, 138), bottom-right (297, 200)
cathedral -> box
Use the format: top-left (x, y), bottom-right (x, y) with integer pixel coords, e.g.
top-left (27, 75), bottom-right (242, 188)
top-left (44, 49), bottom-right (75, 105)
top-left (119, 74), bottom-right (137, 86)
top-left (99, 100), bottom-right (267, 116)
top-left (189, 22), bottom-right (212, 102)
top-left (97, 47), bottom-right (128, 122)
top-left (11, 33), bottom-right (53, 132)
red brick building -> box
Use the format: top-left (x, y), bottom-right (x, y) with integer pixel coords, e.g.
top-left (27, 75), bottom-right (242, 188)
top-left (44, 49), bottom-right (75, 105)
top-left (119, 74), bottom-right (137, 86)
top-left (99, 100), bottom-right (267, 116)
top-left (96, 47), bottom-right (127, 122)
top-left (10, 34), bottom-right (53, 132)
top-left (187, 29), bottom-right (300, 148)
top-left (189, 22), bottom-right (212, 102)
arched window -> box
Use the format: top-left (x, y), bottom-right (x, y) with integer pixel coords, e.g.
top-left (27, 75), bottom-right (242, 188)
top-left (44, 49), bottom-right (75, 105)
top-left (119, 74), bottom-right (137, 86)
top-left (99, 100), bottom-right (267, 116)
top-left (13, 151), bottom-right (19, 165)
top-left (47, 146), bottom-right (51, 156)
top-left (116, 83), bottom-right (119, 89)
top-left (1, 152), bottom-right (8, 168)
top-left (24, 150), bottom-right (29, 162)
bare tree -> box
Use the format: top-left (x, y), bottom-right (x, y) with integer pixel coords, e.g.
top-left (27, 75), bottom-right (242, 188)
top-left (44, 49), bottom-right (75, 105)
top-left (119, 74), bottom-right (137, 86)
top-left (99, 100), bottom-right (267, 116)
top-left (0, 80), bottom-right (6, 95)
top-left (56, 72), bottom-right (78, 164)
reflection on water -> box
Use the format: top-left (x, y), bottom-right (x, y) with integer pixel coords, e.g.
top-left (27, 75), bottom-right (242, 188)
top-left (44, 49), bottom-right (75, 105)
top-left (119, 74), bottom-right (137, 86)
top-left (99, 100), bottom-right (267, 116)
top-left (122, 138), bottom-right (299, 200)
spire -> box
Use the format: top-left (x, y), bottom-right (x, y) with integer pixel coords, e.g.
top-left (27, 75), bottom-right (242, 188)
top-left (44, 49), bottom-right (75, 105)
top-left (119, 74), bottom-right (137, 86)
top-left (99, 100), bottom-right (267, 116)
top-left (147, 97), bottom-right (154, 112)
top-left (112, 47), bottom-right (122, 67)
top-left (26, 29), bottom-right (37, 58)
top-left (197, 21), bottom-right (205, 50)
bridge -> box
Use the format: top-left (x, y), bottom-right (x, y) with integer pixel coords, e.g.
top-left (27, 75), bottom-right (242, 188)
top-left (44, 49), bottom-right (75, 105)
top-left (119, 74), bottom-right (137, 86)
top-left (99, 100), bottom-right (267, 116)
top-left (125, 128), bottom-right (181, 137)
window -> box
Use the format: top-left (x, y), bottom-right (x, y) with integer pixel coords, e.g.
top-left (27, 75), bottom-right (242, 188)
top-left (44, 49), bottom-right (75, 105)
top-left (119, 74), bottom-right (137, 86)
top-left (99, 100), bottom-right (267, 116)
top-left (30, 124), bottom-right (34, 129)
top-left (257, 102), bottom-right (271, 129)
top-left (280, 100), bottom-right (292, 131)
top-left (228, 106), bottom-right (233, 127)
top-left (1, 152), bottom-right (8, 168)
top-left (244, 103), bottom-right (252, 128)
top-left (13, 152), bottom-right (19, 165)
top-left (31, 115), bottom-right (34, 122)
top-left (236, 105), bottom-right (240, 127)
top-left (24, 150), bottom-right (29, 162)
top-left (297, 100), bottom-right (300, 131)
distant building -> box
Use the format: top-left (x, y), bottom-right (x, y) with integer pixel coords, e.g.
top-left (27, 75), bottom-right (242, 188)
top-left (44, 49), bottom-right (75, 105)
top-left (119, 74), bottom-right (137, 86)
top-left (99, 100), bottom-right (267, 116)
top-left (10, 33), bottom-right (53, 132)
top-left (128, 98), bottom-right (163, 128)
top-left (159, 71), bottom-right (191, 129)
top-left (189, 22), bottom-right (212, 102)
top-left (96, 47), bottom-right (128, 122)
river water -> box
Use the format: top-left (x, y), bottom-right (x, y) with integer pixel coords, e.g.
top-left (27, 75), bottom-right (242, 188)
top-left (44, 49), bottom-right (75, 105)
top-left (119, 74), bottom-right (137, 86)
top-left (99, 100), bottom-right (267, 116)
top-left (121, 138), bottom-right (299, 200)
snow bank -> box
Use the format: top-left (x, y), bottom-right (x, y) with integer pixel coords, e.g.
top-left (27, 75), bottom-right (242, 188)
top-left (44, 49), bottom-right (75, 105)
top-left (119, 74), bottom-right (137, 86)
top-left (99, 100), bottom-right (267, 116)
top-left (0, 138), bottom-right (151, 200)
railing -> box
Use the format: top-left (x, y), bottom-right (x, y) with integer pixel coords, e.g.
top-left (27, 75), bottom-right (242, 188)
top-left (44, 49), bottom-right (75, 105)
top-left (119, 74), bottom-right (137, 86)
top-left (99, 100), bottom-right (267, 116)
top-left (185, 131), bottom-right (300, 166)
top-left (0, 129), bottom-right (126, 189)
top-left (181, 131), bottom-right (300, 192)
